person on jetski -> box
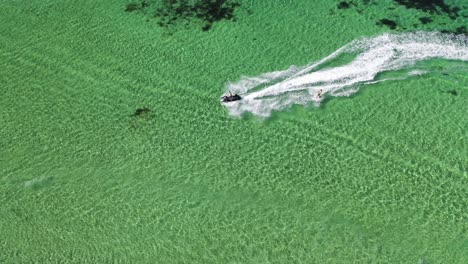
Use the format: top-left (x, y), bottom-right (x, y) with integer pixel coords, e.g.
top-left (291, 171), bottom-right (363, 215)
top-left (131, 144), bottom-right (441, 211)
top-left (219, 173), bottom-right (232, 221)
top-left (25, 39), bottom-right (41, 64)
top-left (317, 89), bottom-right (323, 99)
top-left (221, 91), bottom-right (241, 102)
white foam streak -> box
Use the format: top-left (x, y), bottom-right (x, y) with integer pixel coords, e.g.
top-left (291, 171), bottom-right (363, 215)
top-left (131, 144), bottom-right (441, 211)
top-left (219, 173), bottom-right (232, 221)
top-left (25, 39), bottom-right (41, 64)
top-left (223, 32), bottom-right (468, 117)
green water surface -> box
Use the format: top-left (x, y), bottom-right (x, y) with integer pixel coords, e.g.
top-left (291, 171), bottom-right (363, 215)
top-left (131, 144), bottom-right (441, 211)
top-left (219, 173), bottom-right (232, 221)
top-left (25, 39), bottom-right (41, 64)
top-left (1, 1), bottom-right (467, 263)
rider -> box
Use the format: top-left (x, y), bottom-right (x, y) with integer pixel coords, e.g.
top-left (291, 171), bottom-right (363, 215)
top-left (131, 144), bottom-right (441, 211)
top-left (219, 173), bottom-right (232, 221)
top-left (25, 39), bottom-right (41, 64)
top-left (221, 91), bottom-right (241, 102)
top-left (317, 89), bottom-right (323, 99)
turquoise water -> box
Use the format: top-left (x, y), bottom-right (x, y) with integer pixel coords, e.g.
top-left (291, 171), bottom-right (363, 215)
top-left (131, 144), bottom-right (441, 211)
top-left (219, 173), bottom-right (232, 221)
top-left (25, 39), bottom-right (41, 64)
top-left (1, 0), bottom-right (467, 263)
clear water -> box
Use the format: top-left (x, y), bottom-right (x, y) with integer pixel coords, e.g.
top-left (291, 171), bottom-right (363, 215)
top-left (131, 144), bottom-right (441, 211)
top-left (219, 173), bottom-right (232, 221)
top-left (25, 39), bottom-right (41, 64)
top-left (1, 0), bottom-right (467, 263)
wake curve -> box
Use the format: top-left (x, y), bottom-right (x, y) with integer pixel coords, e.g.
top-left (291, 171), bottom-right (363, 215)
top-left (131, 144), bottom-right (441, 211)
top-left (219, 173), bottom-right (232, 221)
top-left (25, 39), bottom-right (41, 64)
top-left (223, 32), bottom-right (468, 117)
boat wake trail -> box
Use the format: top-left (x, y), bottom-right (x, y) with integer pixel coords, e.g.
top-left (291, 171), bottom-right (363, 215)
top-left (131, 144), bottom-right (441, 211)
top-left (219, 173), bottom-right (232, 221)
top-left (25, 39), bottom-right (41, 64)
top-left (223, 32), bottom-right (468, 117)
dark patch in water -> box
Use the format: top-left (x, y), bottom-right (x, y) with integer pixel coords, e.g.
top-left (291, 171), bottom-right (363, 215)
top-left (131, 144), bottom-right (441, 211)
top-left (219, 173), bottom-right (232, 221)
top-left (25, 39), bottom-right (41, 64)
top-left (124, 0), bottom-right (241, 31)
top-left (455, 26), bottom-right (467, 35)
top-left (133, 107), bottom-right (152, 117)
top-left (141, 0), bottom-right (150, 8)
top-left (419, 16), bottom-right (433, 24)
top-left (125, 2), bottom-right (141, 12)
top-left (337, 1), bottom-right (464, 32)
top-left (202, 23), bottom-right (212, 31)
top-left (154, 0), bottom-right (241, 31)
top-left (394, 0), bottom-right (459, 18)
top-left (125, 1), bottom-right (152, 12)
top-left (446, 90), bottom-right (458, 96)
top-left (130, 107), bottom-right (153, 129)
top-left (439, 26), bottom-right (467, 35)
top-left (377, 19), bottom-right (398, 29)
top-left (337, 1), bottom-right (351, 9)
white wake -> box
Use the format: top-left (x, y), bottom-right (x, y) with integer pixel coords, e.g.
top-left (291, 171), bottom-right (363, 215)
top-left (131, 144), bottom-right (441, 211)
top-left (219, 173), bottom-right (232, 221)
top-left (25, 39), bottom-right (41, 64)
top-left (222, 32), bottom-right (468, 117)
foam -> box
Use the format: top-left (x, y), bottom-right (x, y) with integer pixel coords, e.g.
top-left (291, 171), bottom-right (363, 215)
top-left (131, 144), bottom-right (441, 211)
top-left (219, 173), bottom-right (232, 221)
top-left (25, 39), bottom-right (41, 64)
top-left (222, 32), bottom-right (468, 117)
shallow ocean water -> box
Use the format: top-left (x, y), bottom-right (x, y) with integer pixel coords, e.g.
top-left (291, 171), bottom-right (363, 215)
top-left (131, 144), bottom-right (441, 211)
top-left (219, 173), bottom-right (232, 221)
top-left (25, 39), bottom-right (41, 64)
top-left (1, 0), bottom-right (467, 263)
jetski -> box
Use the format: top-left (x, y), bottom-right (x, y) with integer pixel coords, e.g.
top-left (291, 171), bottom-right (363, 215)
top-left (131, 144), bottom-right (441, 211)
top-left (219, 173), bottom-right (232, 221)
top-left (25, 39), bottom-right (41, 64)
top-left (221, 92), bottom-right (241, 102)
